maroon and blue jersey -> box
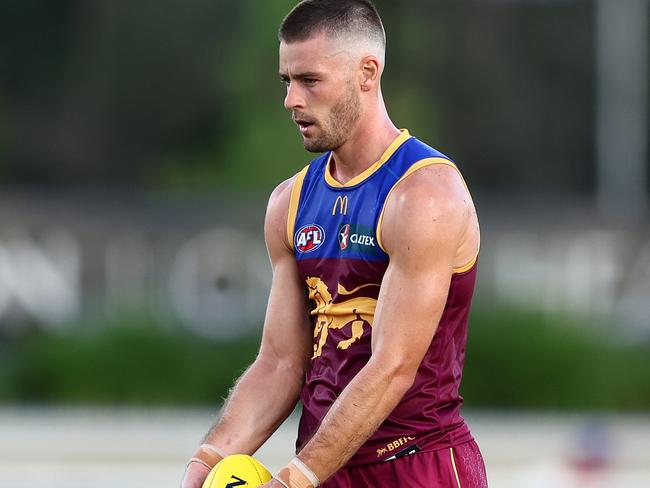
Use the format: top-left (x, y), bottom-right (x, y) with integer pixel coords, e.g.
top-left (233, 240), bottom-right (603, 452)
top-left (287, 130), bottom-right (478, 467)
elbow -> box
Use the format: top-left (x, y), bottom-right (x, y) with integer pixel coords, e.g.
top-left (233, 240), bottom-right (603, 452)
top-left (255, 351), bottom-right (306, 386)
top-left (391, 367), bottom-right (418, 397)
top-left (370, 355), bottom-right (418, 396)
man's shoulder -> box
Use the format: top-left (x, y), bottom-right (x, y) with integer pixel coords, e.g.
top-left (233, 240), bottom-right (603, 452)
top-left (265, 163), bottom-right (316, 251)
top-left (269, 175), bottom-right (295, 207)
top-left (391, 133), bottom-right (467, 202)
top-left (380, 163), bottom-right (474, 258)
top-left (392, 163), bottom-right (467, 208)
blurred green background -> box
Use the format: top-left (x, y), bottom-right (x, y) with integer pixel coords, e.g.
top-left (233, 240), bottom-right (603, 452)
top-left (2, 308), bottom-right (650, 410)
top-left (0, 0), bottom-right (598, 193)
top-left (0, 0), bottom-right (648, 412)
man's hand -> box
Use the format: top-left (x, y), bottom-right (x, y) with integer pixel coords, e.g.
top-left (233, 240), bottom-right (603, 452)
top-left (180, 461), bottom-right (211, 488)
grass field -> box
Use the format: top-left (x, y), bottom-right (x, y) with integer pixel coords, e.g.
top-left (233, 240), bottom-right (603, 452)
top-left (1, 307), bottom-right (649, 487)
top-left (1, 408), bottom-right (649, 488)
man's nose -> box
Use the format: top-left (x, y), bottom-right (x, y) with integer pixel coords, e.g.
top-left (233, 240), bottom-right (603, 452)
top-left (284, 82), bottom-right (305, 111)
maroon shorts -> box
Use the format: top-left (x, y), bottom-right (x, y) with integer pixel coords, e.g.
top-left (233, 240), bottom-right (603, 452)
top-left (322, 440), bottom-right (488, 488)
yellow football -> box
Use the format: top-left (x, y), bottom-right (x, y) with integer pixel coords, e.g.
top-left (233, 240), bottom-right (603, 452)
top-left (202, 454), bottom-right (273, 488)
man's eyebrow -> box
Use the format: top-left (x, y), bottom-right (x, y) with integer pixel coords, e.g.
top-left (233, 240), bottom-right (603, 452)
top-left (278, 71), bottom-right (322, 80)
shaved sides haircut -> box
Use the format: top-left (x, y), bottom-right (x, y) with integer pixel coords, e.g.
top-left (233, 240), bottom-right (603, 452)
top-left (279, 0), bottom-right (386, 53)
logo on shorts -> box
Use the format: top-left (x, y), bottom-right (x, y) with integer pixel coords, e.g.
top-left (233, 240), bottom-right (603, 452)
top-left (295, 224), bottom-right (325, 253)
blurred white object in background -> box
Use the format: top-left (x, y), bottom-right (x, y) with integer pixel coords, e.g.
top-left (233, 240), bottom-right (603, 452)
top-left (0, 409), bottom-right (649, 488)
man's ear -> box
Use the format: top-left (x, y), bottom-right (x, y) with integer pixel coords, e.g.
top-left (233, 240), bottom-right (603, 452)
top-left (359, 56), bottom-right (380, 91)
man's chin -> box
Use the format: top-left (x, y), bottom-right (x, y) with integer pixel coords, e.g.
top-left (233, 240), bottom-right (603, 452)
top-left (302, 137), bottom-right (329, 153)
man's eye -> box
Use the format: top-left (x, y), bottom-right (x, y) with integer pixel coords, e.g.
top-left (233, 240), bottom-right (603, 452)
top-left (280, 78), bottom-right (290, 86)
top-left (304, 79), bottom-right (318, 86)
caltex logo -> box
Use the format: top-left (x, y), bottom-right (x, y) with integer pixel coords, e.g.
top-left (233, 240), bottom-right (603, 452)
top-left (338, 224), bottom-right (351, 250)
top-left (295, 224), bottom-right (325, 253)
top-left (338, 223), bottom-right (376, 252)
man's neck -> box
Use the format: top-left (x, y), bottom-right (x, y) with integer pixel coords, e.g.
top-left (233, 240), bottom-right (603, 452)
top-left (329, 117), bottom-right (401, 185)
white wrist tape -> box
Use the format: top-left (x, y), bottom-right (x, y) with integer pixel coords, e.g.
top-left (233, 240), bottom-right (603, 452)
top-left (188, 457), bottom-right (212, 470)
top-left (273, 476), bottom-right (291, 488)
top-left (200, 443), bottom-right (228, 459)
top-left (290, 458), bottom-right (320, 487)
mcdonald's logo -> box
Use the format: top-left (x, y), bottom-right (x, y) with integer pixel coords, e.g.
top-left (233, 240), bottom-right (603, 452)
top-left (332, 195), bottom-right (349, 216)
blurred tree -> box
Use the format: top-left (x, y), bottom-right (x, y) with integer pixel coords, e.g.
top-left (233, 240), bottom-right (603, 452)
top-left (0, 0), bottom-right (230, 186)
top-left (0, 0), bottom-right (636, 199)
top-left (0, 0), bottom-right (77, 183)
top-left (155, 0), bottom-right (309, 192)
top-left (410, 0), bottom-right (597, 196)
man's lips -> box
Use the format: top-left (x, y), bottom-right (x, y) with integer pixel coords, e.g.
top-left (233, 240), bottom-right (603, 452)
top-left (294, 119), bottom-right (314, 128)
top-left (294, 119), bottom-right (315, 134)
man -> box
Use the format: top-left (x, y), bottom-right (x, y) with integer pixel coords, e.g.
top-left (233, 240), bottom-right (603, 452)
top-left (182, 1), bottom-right (486, 487)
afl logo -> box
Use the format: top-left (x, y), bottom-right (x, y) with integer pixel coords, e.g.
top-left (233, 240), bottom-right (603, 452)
top-left (295, 224), bottom-right (325, 253)
top-left (338, 224), bottom-right (351, 250)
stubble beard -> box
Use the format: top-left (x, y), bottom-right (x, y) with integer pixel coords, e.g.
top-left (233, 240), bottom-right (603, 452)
top-left (302, 85), bottom-right (362, 153)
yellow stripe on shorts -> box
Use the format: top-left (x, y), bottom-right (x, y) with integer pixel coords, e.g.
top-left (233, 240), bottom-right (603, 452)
top-left (450, 447), bottom-right (462, 488)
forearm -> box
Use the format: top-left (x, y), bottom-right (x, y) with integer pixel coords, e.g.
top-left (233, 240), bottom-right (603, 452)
top-left (204, 355), bottom-right (304, 454)
top-left (296, 356), bottom-right (414, 482)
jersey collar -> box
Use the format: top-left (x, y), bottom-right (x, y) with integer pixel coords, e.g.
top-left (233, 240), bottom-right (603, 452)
top-left (324, 129), bottom-right (411, 188)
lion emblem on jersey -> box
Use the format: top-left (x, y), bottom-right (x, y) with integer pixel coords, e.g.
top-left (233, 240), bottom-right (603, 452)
top-left (305, 277), bottom-right (379, 359)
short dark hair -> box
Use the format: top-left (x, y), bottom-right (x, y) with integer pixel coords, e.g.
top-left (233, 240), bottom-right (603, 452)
top-left (279, 0), bottom-right (385, 49)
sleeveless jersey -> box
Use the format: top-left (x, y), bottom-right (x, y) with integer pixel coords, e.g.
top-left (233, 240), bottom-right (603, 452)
top-left (287, 130), bottom-right (478, 467)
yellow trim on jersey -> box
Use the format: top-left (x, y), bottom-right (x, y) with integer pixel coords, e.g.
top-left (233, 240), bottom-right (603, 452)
top-left (450, 447), bottom-right (462, 488)
top-left (453, 251), bottom-right (479, 274)
top-left (375, 157), bottom-right (480, 274)
top-left (287, 165), bottom-right (310, 250)
top-left (324, 129), bottom-right (412, 188)
top-left (375, 157), bottom-right (455, 251)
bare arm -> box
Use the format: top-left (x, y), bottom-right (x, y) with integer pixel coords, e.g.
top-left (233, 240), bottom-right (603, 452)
top-left (204, 177), bottom-right (313, 452)
top-left (182, 176), bottom-right (312, 488)
top-left (289, 165), bottom-right (478, 483)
